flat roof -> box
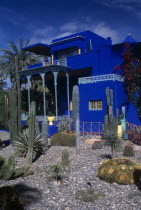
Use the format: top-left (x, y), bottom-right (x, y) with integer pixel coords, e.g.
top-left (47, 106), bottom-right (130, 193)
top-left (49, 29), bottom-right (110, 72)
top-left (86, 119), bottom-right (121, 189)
top-left (23, 43), bottom-right (51, 56)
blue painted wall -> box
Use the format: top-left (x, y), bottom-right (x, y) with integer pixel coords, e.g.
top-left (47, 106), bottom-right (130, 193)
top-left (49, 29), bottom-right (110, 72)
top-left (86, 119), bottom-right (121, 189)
top-left (79, 80), bottom-right (126, 122)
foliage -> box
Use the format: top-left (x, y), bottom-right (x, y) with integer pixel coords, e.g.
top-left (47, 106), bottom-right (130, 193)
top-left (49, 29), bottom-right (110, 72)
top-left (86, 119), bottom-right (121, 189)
top-left (50, 131), bottom-right (76, 147)
top-left (123, 144), bottom-right (135, 157)
top-left (0, 39), bottom-right (40, 80)
top-left (0, 186), bottom-right (24, 210)
top-left (57, 118), bottom-right (73, 132)
top-left (92, 141), bottom-right (103, 150)
top-left (13, 129), bottom-right (44, 158)
top-left (0, 89), bottom-right (7, 122)
top-left (97, 157), bottom-right (141, 185)
top-left (0, 154), bottom-right (33, 180)
top-left (50, 163), bottom-right (63, 180)
top-left (113, 42), bottom-right (141, 121)
top-left (75, 188), bottom-right (104, 202)
top-left (62, 149), bottom-right (69, 166)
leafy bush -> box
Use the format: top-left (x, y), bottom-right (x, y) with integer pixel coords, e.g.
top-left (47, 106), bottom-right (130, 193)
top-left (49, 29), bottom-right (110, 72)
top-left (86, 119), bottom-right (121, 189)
top-left (92, 141), bottom-right (103, 150)
top-left (50, 131), bottom-right (76, 147)
top-left (123, 145), bottom-right (135, 157)
top-left (13, 129), bottom-right (44, 158)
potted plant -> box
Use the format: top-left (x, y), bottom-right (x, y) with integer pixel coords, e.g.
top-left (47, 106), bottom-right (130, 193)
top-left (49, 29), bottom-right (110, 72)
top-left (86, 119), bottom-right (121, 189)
top-left (47, 111), bottom-right (55, 125)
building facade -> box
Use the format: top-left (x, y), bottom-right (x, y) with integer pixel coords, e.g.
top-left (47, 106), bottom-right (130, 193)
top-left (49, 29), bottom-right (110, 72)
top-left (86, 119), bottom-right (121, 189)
top-left (20, 30), bottom-right (141, 126)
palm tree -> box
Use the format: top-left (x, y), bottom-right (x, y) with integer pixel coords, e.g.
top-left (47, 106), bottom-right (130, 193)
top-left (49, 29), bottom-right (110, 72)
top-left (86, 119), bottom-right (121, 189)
top-left (0, 39), bottom-right (40, 135)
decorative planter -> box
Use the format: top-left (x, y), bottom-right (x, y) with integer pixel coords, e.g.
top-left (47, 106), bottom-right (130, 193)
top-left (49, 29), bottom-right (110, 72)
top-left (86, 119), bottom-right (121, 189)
top-left (47, 116), bottom-right (55, 125)
top-left (117, 125), bottom-right (122, 139)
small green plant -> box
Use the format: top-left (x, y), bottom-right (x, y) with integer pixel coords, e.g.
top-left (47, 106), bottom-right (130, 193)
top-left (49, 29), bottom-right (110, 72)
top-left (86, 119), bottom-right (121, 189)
top-left (62, 149), bottom-right (69, 166)
top-left (50, 163), bottom-right (63, 181)
top-left (123, 145), bottom-right (135, 157)
top-left (13, 129), bottom-right (44, 158)
top-left (92, 141), bottom-right (103, 150)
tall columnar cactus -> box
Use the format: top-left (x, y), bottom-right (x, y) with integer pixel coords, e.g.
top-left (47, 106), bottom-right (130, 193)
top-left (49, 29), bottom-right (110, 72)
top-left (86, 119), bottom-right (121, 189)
top-left (41, 120), bottom-right (48, 150)
top-left (76, 113), bottom-right (80, 154)
top-left (102, 87), bottom-right (119, 158)
top-left (8, 89), bottom-right (18, 144)
top-left (27, 101), bottom-right (36, 164)
top-left (62, 149), bottom-right (69, 166)
top-left (35, 117), bottom-right (40, 136)
top-left (72, 85), bottom-right (79, 132)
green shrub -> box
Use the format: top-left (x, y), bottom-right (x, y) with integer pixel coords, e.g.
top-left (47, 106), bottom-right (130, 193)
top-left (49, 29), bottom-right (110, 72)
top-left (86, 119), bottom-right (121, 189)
top-left (75, 188), bottom-right (104, 202)
top-left (92, 141), bottom-right (103, 150)
top-left (123, 145), bottom-right (135, 157)
top-left (62, 149), bottom-right (69, 166)
top-left (50, 131), bottom-right (76, 147)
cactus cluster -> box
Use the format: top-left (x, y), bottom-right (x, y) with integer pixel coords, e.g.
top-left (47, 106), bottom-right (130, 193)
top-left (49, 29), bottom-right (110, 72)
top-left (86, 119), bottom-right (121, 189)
top-left (102, 87), bottom-right (120, 158)
top-left (123, 145), bottom-right (135, 157)
top-left (61, 149), bottom-right (69, 166)
top-left (75, 188), bottom-right (104, 202)
top-left (0, 154), bottom-right (33, 180)
top-left (97, 157), bottom-right (141, 185)
top-left (92, 141), bottom-right (103, 150)
top-left (51, 131), bottom-right (76, 147)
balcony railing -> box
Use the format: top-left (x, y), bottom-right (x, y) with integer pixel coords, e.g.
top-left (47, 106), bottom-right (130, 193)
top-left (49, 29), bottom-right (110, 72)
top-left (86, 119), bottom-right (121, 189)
top-left (43, 58), bottom-right (67, 67)
top-left (78, 74), bottom-right (124, 84)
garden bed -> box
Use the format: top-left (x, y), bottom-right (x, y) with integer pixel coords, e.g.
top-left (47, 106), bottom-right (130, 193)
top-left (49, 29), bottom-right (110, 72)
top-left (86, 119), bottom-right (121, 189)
top-left (0, 138), bottom-right (141, 209)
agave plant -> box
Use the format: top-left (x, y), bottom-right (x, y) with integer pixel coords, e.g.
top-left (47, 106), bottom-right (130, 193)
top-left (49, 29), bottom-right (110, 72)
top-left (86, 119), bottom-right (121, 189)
top-left (13, 129), bottom-right (44, 158)
top-left (57, 118), bottom-right (73, 133)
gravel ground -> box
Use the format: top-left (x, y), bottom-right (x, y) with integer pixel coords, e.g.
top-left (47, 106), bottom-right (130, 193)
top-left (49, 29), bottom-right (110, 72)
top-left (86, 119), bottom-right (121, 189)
top-left (0, 137), bottom-right (141, 210)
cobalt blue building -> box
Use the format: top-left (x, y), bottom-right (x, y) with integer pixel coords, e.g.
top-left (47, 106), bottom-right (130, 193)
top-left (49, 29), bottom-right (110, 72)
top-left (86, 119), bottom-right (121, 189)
top-left (20, 30), bottom-right (141, 126)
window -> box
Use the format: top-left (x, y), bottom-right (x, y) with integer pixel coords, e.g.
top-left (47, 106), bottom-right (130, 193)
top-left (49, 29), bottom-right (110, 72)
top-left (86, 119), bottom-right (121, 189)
top-left (89, 100), bottom-right (102, 110)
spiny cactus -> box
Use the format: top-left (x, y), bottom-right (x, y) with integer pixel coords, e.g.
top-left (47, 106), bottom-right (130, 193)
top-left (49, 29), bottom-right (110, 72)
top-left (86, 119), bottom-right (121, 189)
top-left (76, 113), bottom-right (80, 154)
top-left (35, 117), bottom-right (40, 136)
top-left (57, 118), bottom-right (73, 133)
top-left (42, 120), bottom-right (48, 150)
top-left (62, 149), bottom-right (69, 166)
top-left (51, 132), bottom-right (76, 147)
top-left (123, 145), bottom-right (135, 157)
top-left (92, 141), bottom-right (103, 150)
top-left (97, 157), bottom-right (141, 185)
top-left (72, 85), bottom-right (79, 132)
top-left (102, 87), bottom-right (119, 158)
top-left (75, 188), bottom-right (104, 202)
top-left (27, 101), bottom-right (36, 164)
top-left (0, 154), bottom-right (33, 180)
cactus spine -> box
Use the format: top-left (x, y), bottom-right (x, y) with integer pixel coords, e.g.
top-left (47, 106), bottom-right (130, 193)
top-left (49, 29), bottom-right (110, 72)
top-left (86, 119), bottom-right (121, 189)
top-left (76, 113), bottom-right (80, 154)
top-left (27, 101), bottom-right (36, 164)
top-left (102, 87), bottom-right (119, 158)
top-left (42, 120), bottom-right (48, 150)
top-left (72, 85), bottom-right (79, 132)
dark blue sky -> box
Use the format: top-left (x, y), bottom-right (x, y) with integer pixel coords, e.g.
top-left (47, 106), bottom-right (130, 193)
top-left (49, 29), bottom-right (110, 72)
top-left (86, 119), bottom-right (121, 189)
top-left (0, 0), bottom-right (141, 50)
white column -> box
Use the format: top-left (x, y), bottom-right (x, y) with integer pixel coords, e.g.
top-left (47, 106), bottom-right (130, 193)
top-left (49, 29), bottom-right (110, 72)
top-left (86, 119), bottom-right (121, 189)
top-left (53, 72), bottom-right (58, 120)
top-left (66, 72), bottom-right (70, 118)
top-left (27, 76), bottom-right (31, 115)
top-left (40, 73), bottom-right (46, 121)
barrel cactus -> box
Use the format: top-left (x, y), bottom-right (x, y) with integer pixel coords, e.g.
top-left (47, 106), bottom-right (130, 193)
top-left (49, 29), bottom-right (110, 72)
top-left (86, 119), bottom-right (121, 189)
top-left (50, 131), bottom-right (76, 147)
top-left (123, 145), bottom-right (135, 157)
top-left (75, 188), bottom-right (104, 202)
top-left (92, 141), bottom-right (103, 150)
top-left (97, 157), bottom-right (141, 185)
